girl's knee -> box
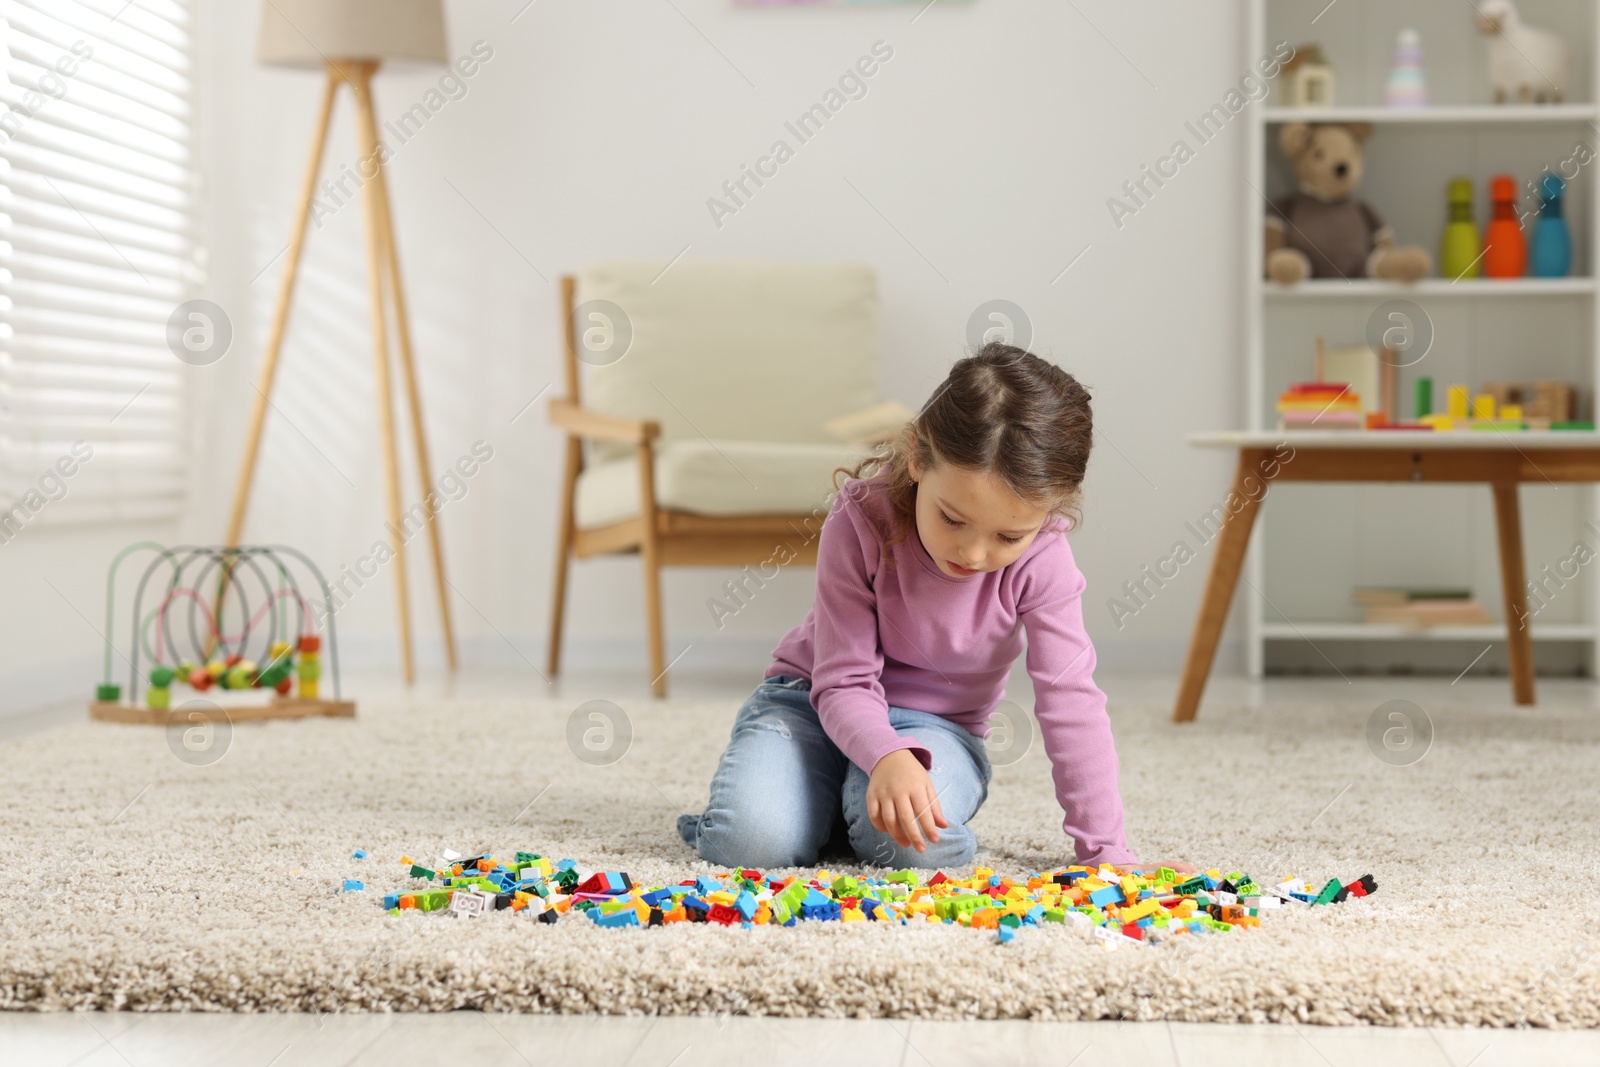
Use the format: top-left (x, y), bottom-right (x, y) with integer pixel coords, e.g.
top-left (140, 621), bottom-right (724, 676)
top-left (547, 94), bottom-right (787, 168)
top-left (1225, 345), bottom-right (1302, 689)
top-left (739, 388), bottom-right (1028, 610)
top-left (844, 810), bottom-right (977, 869)
top-left (690, 808), bottom-right (819, 870)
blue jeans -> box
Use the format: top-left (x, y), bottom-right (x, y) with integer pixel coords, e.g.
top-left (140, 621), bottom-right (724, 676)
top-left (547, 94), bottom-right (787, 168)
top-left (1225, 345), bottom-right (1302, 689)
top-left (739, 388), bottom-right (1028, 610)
top-left (677, 676), bottom-right (992, 869)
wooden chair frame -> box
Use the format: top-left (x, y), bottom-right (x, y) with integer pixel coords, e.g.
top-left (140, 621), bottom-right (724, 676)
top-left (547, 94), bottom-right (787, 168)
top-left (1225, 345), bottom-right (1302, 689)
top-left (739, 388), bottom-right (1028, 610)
top-left (546, 275), bottom-right (830, 696)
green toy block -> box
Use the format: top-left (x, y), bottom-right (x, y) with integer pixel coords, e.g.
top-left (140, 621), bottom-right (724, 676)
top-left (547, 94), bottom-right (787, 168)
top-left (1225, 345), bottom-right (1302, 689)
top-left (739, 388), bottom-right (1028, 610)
top-left (95, 683), bottom-right (121, 702)
top-left (934, 895), bottom-right (986, 921)
top-left (831, 875), bottom-right (860, 898)
top-left (1044, 908), bottom-right (1066, 923)
top-left (409, 864), bottom-right (436, 880)
top-left (998, 913), bottom-right (1021, 929)
top-left (887, 869), bottom-right (918, 885)
top-left (1156, 867), bottom-right (1176, 883)
top-left (1314, 878), bottom-right (1343, 905)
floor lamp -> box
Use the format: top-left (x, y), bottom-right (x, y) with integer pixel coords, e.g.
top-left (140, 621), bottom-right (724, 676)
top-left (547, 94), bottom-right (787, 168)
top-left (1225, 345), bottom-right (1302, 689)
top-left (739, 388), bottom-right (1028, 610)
top-left (230, 0), bottom-right (458, 682)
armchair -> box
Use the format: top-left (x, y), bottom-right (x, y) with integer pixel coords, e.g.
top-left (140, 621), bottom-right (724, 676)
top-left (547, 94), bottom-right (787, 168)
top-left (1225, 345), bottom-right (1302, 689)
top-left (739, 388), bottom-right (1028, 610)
top-left (547, 261), bottom-right (882, 696)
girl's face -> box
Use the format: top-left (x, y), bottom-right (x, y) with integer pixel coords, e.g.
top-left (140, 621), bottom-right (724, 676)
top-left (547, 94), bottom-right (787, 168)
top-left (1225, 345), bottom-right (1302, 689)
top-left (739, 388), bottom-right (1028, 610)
top-left (909, 456), bottom-right (1052, 578)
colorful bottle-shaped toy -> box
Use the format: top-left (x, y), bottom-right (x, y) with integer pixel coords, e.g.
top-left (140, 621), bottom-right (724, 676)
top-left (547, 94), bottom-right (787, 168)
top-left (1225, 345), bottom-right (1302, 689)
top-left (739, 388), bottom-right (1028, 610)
top-left (1384, 29), bottom-right (1427, 107)
top-left (1531, 171), bottom-right (1571, 278)
top-left (1483, 174), bottom-right (1527, 278)
top-left (1440, 178), bottom-right (1482, 280)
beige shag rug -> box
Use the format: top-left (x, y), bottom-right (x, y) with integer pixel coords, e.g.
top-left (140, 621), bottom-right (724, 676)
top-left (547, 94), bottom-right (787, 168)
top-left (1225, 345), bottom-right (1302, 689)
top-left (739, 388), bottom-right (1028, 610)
top-left (1, 691), bottom-right (1597, 1026)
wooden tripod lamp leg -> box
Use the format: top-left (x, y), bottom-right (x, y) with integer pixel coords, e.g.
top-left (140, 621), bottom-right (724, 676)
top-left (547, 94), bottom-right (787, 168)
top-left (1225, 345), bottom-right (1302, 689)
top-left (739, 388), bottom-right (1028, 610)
top-left (637, 441), bottom-right (668, 697)
top-left (351, 63), bottom-right (415, 684)
top-left (224, 69), bottom-right (340, 549)
top-left (548, 436), bottom-right (579, 678)
top-left (1173, 449), bottom-right (1270, 723)
top-left (366, 116), bottom-right (459, 673)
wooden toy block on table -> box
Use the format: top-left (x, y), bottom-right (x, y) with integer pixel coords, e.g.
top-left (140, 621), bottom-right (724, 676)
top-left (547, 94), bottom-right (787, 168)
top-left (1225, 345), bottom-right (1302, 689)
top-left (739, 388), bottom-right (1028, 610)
top-left (88, 542), bottom-right (355, 724)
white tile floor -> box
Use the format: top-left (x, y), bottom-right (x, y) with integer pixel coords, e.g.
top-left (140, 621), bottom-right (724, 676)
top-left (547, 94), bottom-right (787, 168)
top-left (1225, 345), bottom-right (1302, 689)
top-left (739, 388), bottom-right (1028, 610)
top-left (5, 668), bottom-right (1598, 1061)
top-left (2, 1011), bottom-right (1598, 1066)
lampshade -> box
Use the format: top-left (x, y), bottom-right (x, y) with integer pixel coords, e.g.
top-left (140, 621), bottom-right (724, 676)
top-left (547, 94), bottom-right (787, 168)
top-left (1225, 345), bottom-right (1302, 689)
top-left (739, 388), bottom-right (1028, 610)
top-left (258, 0), bottom-right (448, 69)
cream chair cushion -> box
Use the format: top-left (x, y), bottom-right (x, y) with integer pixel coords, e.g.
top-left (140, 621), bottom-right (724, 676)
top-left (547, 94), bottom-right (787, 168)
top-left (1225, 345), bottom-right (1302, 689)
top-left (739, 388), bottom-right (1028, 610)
top-left (574, 440), bottom-right (863, 529)
top-left (577, 261), bottom-right (879, 463)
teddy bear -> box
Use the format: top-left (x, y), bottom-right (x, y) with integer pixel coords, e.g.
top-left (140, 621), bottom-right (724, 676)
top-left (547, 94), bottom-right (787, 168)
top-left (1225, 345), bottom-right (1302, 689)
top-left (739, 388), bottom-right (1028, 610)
top-left (1265, 122), bottom-right (1431, 284)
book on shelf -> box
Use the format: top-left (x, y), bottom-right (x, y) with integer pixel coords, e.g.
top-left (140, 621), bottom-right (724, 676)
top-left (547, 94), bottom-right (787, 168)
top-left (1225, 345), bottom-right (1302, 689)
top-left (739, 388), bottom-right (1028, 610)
top-left (1352, 587), bottom-right (1491, 626)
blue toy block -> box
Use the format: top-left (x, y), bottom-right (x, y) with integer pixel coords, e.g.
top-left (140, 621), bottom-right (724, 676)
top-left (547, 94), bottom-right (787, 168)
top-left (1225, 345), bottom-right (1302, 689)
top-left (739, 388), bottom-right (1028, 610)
top-left (382, 893), bottom-right (399, 909)
top-left (640, 888), bottom-right (674, 907)
top-left (695, 876), bottom-right (723, 895)
top-left (555, 859), bottom-right (577, 871)
top-left (343, 880), bottom-right (364, 892)
top-left (998, 924), bottom-right (1016, 943)
top-left (734, 891), bottom-right (757, 921)
top-left (352, 849), bottom-right (367, 859)
top-left (860, 897), bottom-right (882, 919)
top-left (1088, 885), bottom-right (1125, 908)
top-left (1026, 905), bottom-right (1045, 924)
top-left (590, 907), bottom-right (639, 928)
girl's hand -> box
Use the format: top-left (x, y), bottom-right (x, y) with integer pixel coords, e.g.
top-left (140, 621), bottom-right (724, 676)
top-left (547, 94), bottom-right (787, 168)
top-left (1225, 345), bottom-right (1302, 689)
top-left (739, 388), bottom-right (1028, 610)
top-left (866, 749), bottom-right (948, 853)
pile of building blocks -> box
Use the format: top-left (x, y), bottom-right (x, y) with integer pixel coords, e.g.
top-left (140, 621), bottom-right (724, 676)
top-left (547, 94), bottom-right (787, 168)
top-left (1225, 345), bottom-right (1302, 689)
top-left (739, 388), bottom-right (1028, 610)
top-left (374, 850), bottom-right (1377, 946)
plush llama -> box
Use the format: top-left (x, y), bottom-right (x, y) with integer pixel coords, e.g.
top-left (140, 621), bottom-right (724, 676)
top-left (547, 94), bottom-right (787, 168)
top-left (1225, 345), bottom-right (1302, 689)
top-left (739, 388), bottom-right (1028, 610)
top-left (1478, 0), bottom-right (1569, 104)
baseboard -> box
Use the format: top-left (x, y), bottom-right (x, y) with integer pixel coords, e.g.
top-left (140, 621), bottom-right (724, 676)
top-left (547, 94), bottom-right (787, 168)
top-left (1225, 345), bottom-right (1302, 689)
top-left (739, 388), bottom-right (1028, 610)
top-left (0, 637), bottom-right (1235, 720)
top-left (318, 632), bottom-right (1232, 677)
top-left (330, 632), bottom-right (784, 675)
top-left (0, 653), bottom-right (100, 719)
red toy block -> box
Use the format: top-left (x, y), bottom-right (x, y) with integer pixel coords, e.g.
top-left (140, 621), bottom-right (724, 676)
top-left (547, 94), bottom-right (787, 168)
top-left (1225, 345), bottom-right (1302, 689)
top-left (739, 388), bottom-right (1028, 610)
top-left (708, 904), bottom-right (740, 925)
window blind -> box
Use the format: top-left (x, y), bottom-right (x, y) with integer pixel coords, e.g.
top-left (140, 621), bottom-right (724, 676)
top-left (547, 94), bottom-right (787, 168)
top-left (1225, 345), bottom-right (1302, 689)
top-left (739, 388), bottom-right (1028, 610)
top-left (0, 0), bottom-right (195, 529)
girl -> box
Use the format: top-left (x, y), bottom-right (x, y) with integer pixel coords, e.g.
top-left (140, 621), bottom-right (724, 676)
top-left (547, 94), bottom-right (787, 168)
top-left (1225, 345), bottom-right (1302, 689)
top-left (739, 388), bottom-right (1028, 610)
top-left (678, 343), bottom-right (1158, 871)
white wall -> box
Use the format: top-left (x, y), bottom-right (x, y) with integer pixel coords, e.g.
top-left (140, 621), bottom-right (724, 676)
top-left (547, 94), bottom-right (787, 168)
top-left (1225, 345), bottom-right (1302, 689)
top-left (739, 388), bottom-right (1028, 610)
top-left (7, 0), bottom-right (1256, 710)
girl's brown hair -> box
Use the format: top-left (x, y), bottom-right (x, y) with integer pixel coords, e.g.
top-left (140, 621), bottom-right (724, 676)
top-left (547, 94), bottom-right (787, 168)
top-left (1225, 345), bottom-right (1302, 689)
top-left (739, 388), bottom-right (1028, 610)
top-left (840, 343), bottom-right (1093, 547)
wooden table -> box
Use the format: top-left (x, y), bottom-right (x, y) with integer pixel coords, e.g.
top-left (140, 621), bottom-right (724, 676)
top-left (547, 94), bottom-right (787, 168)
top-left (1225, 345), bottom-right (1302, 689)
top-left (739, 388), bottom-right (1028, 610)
top-left (1174, 430), bottom-right (1600, 723)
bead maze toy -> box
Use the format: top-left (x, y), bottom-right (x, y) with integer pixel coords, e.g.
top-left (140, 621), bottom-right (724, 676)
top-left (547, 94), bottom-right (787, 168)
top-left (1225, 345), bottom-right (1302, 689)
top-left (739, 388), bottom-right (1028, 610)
top-left (370, 848), bottom-right (1376, 946)
top-left (89, 543), bottom-right (354, 724)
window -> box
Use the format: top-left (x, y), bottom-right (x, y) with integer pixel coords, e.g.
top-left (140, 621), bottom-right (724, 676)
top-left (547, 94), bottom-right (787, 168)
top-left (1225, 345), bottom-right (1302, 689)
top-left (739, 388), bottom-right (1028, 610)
top-left (0, 0), bottom-right (195, 531)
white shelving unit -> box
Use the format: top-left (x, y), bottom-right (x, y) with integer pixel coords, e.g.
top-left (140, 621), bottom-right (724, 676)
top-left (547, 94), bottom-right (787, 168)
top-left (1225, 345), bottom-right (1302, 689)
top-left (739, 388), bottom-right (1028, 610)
top-left (1244, 0), bottom-right (1600, 678)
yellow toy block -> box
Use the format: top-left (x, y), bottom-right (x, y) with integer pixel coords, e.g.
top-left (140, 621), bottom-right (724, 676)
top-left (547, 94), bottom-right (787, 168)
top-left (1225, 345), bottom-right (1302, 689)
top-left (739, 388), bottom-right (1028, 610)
top-left (1473, 394), bottom-right (1496, 420)
top-left (1121, 898), bottom-right (1162, 922)
top-left (974, 867), bottom-right (994, 880)
top-left (907, 899), bottom-right (936, 916)
top-left (1447, 385), bottom-right (1470, 419)
top-left (841, 907), bottom-right (866, 922)
top-left (1502, 404), bottom-right (1523, 420)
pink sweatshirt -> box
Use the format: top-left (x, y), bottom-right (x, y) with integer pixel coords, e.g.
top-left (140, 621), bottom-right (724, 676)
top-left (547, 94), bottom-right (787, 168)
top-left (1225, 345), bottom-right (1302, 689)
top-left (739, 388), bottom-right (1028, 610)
top-left (769, 476), bottom-right (1135, 866)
